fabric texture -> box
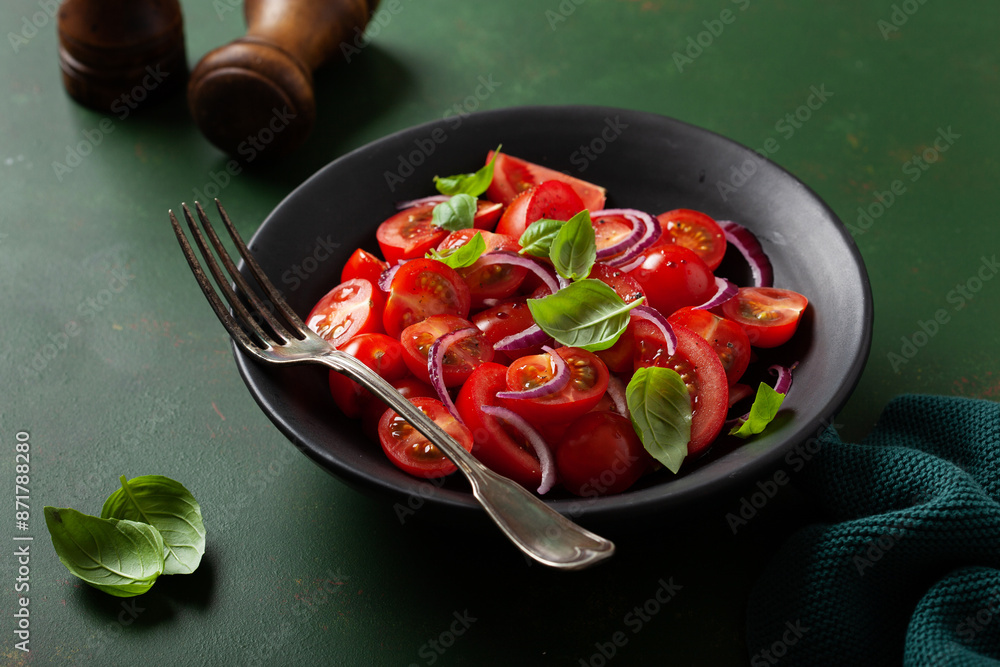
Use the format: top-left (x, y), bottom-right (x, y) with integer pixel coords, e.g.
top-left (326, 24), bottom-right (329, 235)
top-left (746, 394), bottom-right (1000, 666)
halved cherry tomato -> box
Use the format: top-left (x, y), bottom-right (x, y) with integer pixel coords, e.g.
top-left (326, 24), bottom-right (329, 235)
top-left (627, 244), bottom-right (716, 317)
top-left (378, 397), bottom-right (473, 478)
top-left (668, 306), bottom-right (751, 385)
top-left (376, 201), bottom-right (503, 264)
top-left (436, 229), bottom-right (527, 308)
top-left (471, 298), bottom-right (550, 364)
top-left (656, 209), bottom-right (727, 271)
top-left (341, 248), bottom-right (389, 286)
top-left (455, 363), bottom-right (542, 488)
top-left (494, 180), bottom-right (586, 239)
top-left (361, 376), bottom-right (436, 441)
top-left (328, 333), bottom-right (409, 419)
top-left (589, 263), bottom-right (647, 373)
top-left (556, 411), bottom-right (653, 497)
top-left (382, 259), bottom-right (471, 338)
top-left (634, 323), bottom-right (728, 457)
top-left (472, 201), bottom-right (503, 231)
top-left (485, 151), bottom-right (607, 211)
top-left (306, 278), bottom-right (385, 348)
top-left (502, 347), bottom-right (610, 428)
top-left (720, 287), bottom-right (808, 348)
top-left (399, 314), bottom-right (493, 387)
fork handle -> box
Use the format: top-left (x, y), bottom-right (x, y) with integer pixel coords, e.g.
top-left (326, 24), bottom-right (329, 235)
top-left (317, 348), bottom-right (615, 570)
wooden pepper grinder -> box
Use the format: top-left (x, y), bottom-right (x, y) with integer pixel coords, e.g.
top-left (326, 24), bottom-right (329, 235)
top-left (57, 0), bottom-right (187, 112)
top-left (188, 0), bottom-right (377, 160)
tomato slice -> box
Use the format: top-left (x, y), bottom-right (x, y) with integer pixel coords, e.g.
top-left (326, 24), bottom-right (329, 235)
top-left (591, 212), bottom-right (638, 260)
top-left (436, 229), bottom-right (528, 308)
top-left (655, 209), bottom-right (727, 271)
top-left (720, 287), bottom-right (808, 348)
top-left (556, 411), bottom-right (652, 497)
top-left (455, 363), bottom-right (542, 488)
top-left (627, 244), bottom-right (717, 317)
top-left (668, 306), bottom-right (751, 385)
top-left (306, 278), bottom-right (385, 348)
top-left (634, 323), bottom-right (728, 457)
top-left (361, 376), bottom-right (436, 442)
top-left (502, 347), bottom-right (610, 428)
top-left (399, 314), bottom-right (494, 387)
top-left (471, 298), bottom-right (550, 364)
top-left (472, 200), bottom-right (503, 231)
top-left (382, 259), bottom-right (471, 338)
top-left (376, 201), bottom-right (503, 264)
top-left (494, 180), bottom-right (586, 239)
top-left (486, 151), bottom-right (607, 211)
top-left (327, 333), bottom-right (409, 419)
top-left (378, 397), bottom-right (474, 478)
top-left (341, 248), bottom-right (389, 285)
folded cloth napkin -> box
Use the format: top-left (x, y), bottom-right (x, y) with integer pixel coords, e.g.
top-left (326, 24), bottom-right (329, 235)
top-left (746, 394), bottom-right (1000, 666)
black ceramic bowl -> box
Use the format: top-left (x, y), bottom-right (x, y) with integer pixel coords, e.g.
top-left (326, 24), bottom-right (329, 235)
top-left (235, 105), bottom-right (872, 525)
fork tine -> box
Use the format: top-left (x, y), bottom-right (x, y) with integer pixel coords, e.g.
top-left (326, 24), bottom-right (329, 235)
top-left (213, 199), bottom-right (310, 335)
top-left (169, 209), bottom-right (261, 354)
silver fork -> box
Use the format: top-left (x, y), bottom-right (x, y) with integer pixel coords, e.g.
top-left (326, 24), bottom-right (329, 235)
top-left (169, 200), bottom-right (615, 570)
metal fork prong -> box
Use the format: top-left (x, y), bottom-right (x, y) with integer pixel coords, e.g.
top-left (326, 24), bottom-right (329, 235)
top-left (169, 209), bottom-right (262, 355)
top-left (180, 204), bottom-right (279, 349)
top-left (190, 202), bottom-right (295, 345)
top-left (213, 199), bottom-right (309, 337)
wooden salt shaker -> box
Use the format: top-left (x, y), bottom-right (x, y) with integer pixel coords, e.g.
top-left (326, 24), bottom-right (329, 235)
top-left (188, 0), bottom-right (377, 160)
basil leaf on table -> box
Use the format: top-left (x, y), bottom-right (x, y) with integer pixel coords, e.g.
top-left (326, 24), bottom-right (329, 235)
top-left (626, 367), bottom-right (693, 474)
top-left (44, 507), bottom-right (165, 598)
top-left (433, 145), bottom-right (501, 196)
top-left (549, 209), bottom-right (596, 281)
top-left (101, 475), bottom-right (207, 575)
top-left (426, 231), bottom-right (487, 269)
top-left (431, 194), bottom-right (478, 231)
top-left (527, 279), bottom-right (643, 351)
top-left (729, 382), bottom-right (786, 438)
top-left (518, 218), bottom-right (567, 257)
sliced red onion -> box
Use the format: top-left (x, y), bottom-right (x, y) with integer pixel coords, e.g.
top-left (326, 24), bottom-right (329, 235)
top-left (718, 220), bottom-right (773, 288)
top-left (480, 405), bottom-right (556, 495)
top-left (614, 254), bottom-right (646, 274)
top-left (428, 327), bottom-right (481, 421)
top-left (605, 375), bottom-right (629, 417)
top-left (769, 362), bottom-right (798, 395)
top-left (495, 324), bottom-right (550, 352)
top-left (496, 346), bottom-right (569, 400)
top-left (395, 195), bottom-right (450, 210)
top-left (594, 209), bottom-right (661, 268)
top-left (630, 305), bottom-right (676, 357)
top-left (476, 251), bottom-right (560, 295)
top-left (377, 260), bottom-right (408, 292)
top-left (693, 277), bottom-right (738, 310)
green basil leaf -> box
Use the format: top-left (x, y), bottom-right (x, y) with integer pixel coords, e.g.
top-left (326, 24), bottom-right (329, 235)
top-left (426, 231), bottom-right (487, 269)
top-left (626, 367), bottom-right (692, 474)
top-left (729, 382), bottom-right (786, 438)
top-left (518, 218), bottom-right (567, 257)
top-left (431, 194), bottom-right (478, 231)
top-left (550, 210), bottom-right (596, 281)
top-left (44, 506), bottom-right (164, 597)
top-left (527, 279), bottom-right (643, 351)
top-left (433, 145), bottom-right (501, 196)
top-left (101, 475), bottom-right (206, 575)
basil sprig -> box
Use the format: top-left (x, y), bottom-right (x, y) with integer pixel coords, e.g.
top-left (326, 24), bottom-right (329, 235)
top-left (426, 231), bottom-right (487, 269)
top-left (527, 279), bottom-right (643, 351)
top-left (434, 145), bottom-right (502, 197)
top-left (729, 382), bottom-right (786, 437)
top-left (626, 367), bottom-right (693, 473)
top-left (549, 210), bottom-right (596, 281)
top-left (431, 193), bottom-right (478, 231)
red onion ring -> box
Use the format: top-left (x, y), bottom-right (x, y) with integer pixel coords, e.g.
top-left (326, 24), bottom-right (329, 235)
top-left (718, 220), bottom-right (773, 288)
top-left (614, 254), bottom-right (646, 274)
top-left (480, 405), bottom-right (557, 495)
top-left (476, 251), bottom-right (560, 295)
top-left (630, 305), bottom-right (677, 357)
top-left (494, 324), bottom-right (550, 352)
top-left (605, 375), bottom-right (629, 417)
top-left (693, 277), bottom-right (738, 310)
top-left (769, 362), bottom-right (798, 395)
top-left (496, 346), bottom-right (569, 400)
top-left (592, 209), bottom-right (660, 268)
top-left (377, 260), bottom-right (408, 293)
top-left (395, 195), bottom-right (450, 210)
top-left (428, 327), bottom-right (481, 421)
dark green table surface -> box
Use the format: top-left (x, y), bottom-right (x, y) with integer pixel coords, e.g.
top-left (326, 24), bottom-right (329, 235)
top-left (3, 1), bottom-right (998, 665)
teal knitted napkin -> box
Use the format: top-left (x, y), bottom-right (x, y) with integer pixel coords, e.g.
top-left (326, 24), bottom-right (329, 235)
top-left (746, 394), bottom-right (1000, 666)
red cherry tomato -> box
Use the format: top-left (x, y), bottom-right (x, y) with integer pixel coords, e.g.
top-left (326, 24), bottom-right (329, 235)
top-left (376, 201), bottom-right (503, 264)
top-left (589, 263), bottom-right (647, 373)
top-left (472, 201), bottom-right (503, 231)
top-left (668, 306), bottom-right (751, 385)
top-left (360, 376), bottom-right (436, 442)
top-left (634, 323), bottom-right (728, 457)
top-left (502, 347), bottom-right (610, 428)
top-left (591, 212), bottom-right (636, 259)
top-left (306, 278), bottom-right (385, 349)
top-left (455, 363), bottom-right (542, 488)
top-left (655, 209), bottom-right (727, 271)
top-left (720, 287), bottom-right (809, 348)
top-left (382, 259), bottom-right (471, 338)
top-left (556, 412), bottom-right (652, 497)
top-left (378, 397), bottom-right (474, 478)
top-left (485, 151), bottom-right (606, 211)
top-left (494, 180), bottom-right (586, 239)
top-left (436, 229), bottom-right (528, 308)
top-left (328, 333), bottom-right (409, 419)
top-left (627, 245), bottom-right (716, 317)
top-left (341, 248), bottom-right (389, 286)
top-left (471, 298), bottom-right (550, 364)
top-left (399, 314), bottom-right (493, 387)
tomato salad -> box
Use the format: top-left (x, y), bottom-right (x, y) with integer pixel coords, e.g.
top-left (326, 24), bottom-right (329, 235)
top-left (307, 149), bottom-right (808, 497)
